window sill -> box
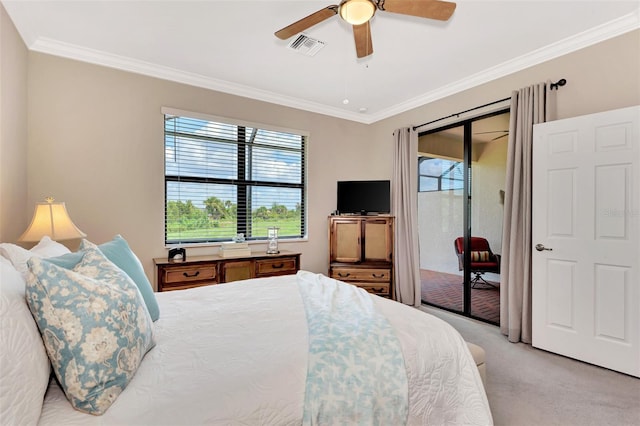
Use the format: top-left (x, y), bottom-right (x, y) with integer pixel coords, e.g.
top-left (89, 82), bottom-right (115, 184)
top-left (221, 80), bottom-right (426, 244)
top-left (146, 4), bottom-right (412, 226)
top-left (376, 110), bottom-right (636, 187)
top-left (164, 236), bottom-right (308, 249)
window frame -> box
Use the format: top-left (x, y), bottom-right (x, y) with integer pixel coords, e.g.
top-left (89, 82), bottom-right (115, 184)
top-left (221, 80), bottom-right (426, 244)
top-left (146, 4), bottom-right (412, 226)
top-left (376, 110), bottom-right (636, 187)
top-left (162, 107), bottom-right (308, 246)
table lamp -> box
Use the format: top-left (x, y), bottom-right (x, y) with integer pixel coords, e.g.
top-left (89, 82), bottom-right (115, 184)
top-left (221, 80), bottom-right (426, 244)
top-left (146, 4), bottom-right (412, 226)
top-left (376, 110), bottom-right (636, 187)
top-left (18, 197), bottom-right (86, 242)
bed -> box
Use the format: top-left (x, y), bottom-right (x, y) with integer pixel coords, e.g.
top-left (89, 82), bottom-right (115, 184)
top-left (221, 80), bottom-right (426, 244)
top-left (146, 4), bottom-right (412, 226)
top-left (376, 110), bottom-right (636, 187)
top-left (1, 236), bottom-right (492, 425)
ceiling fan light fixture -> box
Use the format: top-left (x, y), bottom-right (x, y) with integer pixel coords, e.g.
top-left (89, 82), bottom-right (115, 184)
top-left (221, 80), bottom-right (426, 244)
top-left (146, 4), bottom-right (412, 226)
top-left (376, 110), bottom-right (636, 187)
top-left (339, 0), bottom-right (376, 25)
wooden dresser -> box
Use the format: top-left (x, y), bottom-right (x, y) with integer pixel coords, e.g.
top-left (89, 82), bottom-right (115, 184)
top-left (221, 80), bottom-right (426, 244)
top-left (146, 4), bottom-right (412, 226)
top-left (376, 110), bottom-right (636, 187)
top-left (328, 215), bottom-right (394, 297)
top-left (154, 251), bottom-right (300, 292)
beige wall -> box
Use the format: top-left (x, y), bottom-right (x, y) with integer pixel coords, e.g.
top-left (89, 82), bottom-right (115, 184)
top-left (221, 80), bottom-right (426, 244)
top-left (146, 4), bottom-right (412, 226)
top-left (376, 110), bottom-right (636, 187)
top-left (372, 30), bottom-right (640, 136)
top-left (471, 138), bottom-right (508, 257)
top-left (2, 15), bottom-right (638, 289)
top-left (0, 3), bottom-right (28, 242)
top-left (26, 53), bottom-right (383, 284)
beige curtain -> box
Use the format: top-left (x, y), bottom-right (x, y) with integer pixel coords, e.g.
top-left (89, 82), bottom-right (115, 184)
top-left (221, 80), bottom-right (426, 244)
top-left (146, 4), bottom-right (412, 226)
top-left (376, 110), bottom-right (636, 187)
top-left (392, 127), bottom-right (420, 306)
top-left (501, 82), bottom-right (555, 343)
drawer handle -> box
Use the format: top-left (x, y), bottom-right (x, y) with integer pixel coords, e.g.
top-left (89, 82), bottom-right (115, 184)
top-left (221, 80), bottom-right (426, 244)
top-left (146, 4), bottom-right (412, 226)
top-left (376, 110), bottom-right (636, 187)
top-left (271, 263), bottom-right (284, 269)
top-left (183, 271), bottom-right (200, 278)
top-left (338, 272), bottom-right (351, 277)
top-left (372, 273), bottom-right (385, 278)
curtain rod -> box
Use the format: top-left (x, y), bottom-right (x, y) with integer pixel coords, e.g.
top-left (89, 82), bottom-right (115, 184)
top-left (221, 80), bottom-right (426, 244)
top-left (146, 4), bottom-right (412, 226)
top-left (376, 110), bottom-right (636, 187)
top-left (412, 78), bottom-right (567, 131)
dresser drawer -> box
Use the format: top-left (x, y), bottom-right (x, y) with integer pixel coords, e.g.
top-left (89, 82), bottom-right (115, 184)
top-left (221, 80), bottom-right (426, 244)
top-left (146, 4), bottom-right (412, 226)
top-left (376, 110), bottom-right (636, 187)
top-left (330, 267), bottom-right (391, 283)
top-left (163, 264), bottom-right (217, 284)
top-left (255, 256), bottom-right (298, 276)
top-left (356, 282), bottom-right (390, 296)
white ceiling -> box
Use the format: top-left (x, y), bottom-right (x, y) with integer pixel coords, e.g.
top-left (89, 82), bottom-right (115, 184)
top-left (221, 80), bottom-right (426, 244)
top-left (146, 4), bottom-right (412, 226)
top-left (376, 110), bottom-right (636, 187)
top-left (3, 1), bottom-right (639, 124)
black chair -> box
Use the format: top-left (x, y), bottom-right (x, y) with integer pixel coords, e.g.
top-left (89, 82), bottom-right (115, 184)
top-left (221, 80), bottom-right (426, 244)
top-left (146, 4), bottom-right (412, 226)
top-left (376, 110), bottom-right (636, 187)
top-left (454, 237), bottom-right (500, 289)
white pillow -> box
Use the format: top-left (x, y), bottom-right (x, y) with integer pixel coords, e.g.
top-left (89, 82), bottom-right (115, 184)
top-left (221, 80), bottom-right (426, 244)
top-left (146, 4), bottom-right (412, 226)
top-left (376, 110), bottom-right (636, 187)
top-left (0, 260), bottom-right (51, 425)
top-left (0, 236), bottom-right (71, 278)
top-left (0, 256), bottom-right (12, 267)
top-left (30, 236), bottom-right (71, 258)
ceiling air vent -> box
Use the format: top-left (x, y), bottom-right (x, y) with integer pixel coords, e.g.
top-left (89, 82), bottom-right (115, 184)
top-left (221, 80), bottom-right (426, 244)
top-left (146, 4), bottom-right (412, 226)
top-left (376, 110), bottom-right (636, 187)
top-left (287, 34), bottom-right (326, 56)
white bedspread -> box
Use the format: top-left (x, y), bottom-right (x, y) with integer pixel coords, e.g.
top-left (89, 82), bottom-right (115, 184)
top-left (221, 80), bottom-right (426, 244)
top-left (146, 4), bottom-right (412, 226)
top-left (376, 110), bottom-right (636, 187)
top-left (38, 272), bottom-right (492, 425)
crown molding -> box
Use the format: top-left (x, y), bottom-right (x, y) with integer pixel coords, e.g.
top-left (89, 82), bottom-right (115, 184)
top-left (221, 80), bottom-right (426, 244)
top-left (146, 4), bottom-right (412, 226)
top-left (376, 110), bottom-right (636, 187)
top-left (29, 10), bottom-right (639, 125)
top-left (29, 37), bottom-right (371, 124)
top-left (369, 10), bottom-right (640, 123)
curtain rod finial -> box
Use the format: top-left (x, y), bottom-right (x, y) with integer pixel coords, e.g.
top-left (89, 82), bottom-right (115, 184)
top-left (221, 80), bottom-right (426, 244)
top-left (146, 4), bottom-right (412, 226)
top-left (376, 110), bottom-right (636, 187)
top-left (550, 78), bottom-right (567, 90)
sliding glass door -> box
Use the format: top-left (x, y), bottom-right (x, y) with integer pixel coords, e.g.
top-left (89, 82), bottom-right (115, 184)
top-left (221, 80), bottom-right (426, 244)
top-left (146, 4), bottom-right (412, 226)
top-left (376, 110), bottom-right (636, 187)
top-left (418, 110), bottom-right (508, 324)
top-left (417, 126), bottom-right (465, 314)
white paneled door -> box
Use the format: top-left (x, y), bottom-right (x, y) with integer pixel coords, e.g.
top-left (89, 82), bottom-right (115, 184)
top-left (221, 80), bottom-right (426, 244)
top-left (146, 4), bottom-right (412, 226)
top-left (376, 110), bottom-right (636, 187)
top-left (532, 106), bottom-right (639, 377)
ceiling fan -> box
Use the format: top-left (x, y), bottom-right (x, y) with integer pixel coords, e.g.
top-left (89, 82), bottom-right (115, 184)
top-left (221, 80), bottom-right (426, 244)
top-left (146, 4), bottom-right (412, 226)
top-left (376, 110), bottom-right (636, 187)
top-left (275, 0), bottom-right (457, 58)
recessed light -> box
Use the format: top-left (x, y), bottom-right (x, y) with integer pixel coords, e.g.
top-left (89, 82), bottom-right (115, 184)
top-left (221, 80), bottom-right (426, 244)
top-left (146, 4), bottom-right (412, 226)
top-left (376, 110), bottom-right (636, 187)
top-left (342, 99), bottom-right (350, 105)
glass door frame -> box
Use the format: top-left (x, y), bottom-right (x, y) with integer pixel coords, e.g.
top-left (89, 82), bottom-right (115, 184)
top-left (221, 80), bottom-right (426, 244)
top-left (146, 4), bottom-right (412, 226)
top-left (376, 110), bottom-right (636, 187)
top-left (418, 107), bottom-right (509, 324)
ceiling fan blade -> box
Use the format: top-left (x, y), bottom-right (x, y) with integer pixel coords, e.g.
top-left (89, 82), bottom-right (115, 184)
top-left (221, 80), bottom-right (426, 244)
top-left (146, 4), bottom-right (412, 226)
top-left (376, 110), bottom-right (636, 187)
top-left (491, 134), bottom-right (508, 141)
top-left (380, 0), bottom-right (457, 21)
top-left (275, 5), bottom-right (339, 40)
top-left (353, 21), bottom-right (373, 58)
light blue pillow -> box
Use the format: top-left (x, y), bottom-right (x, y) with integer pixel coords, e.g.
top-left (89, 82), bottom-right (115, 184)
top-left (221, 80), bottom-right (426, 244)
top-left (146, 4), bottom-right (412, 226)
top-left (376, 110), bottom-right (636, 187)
top-left (25, 245), bottom-right (155, 415)
top-left (47, 235), bottom-right (160, 321)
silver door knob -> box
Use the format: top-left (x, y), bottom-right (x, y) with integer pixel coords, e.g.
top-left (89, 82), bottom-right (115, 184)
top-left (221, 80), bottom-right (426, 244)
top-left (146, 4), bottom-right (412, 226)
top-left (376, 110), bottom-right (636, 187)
top-left (535, 244), bottom-right (552, 252)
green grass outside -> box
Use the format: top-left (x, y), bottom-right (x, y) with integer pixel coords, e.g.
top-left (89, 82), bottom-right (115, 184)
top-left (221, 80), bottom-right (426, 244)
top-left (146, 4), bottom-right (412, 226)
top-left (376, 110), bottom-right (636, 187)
top-left (167, 217), bottom-right (301, 241)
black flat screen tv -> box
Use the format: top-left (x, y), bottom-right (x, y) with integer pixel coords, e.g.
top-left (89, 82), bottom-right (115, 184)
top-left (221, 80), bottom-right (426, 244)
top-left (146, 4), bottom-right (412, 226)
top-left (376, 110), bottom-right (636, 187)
top-left (337, 180), bottom-right (391, 215)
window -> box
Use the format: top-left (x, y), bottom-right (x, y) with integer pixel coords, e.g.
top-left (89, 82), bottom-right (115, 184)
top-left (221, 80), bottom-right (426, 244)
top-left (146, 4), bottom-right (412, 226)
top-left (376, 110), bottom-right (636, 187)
top-left (418, 156), bottom-right (464, 192)
top-left (163, 108), bottom-right (306, 244)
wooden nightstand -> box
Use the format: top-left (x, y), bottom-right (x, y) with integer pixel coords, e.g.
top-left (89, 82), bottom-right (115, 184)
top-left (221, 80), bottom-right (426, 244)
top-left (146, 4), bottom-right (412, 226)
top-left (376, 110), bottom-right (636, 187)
top-left (154, 251), bottom-right (300, 292)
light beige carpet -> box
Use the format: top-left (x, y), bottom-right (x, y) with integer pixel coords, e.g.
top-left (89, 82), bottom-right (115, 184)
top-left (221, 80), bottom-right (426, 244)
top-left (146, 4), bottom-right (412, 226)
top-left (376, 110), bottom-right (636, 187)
top-left (420, 305), bottom-right (640, 426)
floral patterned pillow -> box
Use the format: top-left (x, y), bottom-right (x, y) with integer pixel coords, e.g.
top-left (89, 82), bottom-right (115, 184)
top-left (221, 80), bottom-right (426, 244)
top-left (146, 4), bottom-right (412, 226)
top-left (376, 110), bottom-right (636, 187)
top-left (25, 244), bottom-right (155, 415)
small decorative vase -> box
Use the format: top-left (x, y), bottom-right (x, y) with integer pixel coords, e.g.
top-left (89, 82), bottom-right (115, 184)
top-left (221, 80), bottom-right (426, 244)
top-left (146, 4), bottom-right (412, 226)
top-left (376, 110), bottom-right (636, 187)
top-left (266, 227), bottom-right (280, 254)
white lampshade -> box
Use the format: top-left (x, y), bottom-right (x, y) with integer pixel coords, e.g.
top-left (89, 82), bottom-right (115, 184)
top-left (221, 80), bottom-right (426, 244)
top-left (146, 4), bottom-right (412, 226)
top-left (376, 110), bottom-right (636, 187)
top-left (339, 0), bottom-right (376, 25)
top-left (18, 197), bottom-right (86, 242)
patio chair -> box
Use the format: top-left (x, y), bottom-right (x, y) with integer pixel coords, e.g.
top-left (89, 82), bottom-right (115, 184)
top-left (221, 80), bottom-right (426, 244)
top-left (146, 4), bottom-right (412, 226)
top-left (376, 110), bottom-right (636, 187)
top-left (453, 237), bottom-right (500, 289)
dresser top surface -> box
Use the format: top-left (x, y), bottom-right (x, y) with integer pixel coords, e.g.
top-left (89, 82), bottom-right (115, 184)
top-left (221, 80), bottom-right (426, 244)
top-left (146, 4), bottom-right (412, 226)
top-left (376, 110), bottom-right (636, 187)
top-left (153, 250), bottom-right (300, 266)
